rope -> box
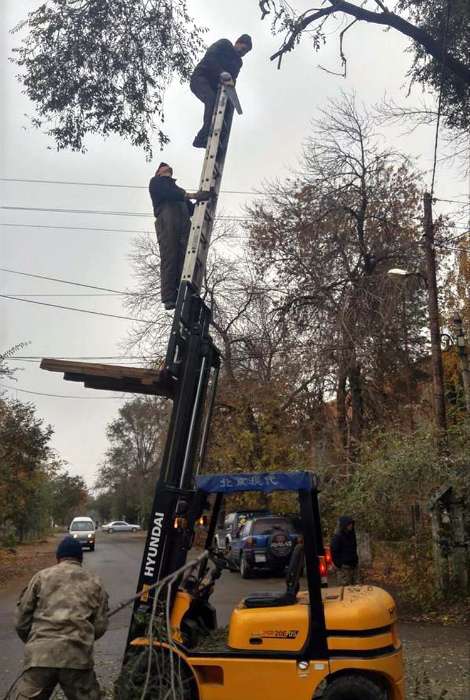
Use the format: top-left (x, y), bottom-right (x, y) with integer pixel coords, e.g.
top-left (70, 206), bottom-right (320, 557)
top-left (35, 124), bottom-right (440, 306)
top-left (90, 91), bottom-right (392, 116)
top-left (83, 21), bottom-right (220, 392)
top-left (107, 550), bottom-right (208, 619)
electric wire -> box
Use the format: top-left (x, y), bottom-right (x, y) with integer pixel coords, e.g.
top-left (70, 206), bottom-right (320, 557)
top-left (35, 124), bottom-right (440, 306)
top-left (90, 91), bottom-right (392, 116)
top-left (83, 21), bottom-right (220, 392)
top-left (2, 222), bottom-right (151, 235)
top-left (0, 176), bottom-right (267, 196)
top-left (0, 383), bottom-right (128, 400)
top-left (0, 294), bottom-right (152, 323)
top-left (11, 355), bottom-right (147, 360)
top-left (1, 205), bottom-right (253, 221)
top-left (0, 267), bottom-right (143, 295)
top-left (3, 293), bottom-right (123, 298)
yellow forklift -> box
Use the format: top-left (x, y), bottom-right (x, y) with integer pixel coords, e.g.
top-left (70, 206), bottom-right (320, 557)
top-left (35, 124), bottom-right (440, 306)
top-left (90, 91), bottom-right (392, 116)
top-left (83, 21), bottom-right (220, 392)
top-left (125, 471), bottom-right (404, 700)
top-left (42, 77), bottom-right (405, 700)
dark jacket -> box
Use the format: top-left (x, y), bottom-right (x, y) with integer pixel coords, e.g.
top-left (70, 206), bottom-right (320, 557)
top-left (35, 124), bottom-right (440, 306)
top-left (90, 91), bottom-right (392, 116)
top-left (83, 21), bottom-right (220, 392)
top-left (149, 176), bottom-right (194, 218)
top-left (330, 516), bottom-right (358, 568)
top-left (192, 39), bottom-right (243, 90)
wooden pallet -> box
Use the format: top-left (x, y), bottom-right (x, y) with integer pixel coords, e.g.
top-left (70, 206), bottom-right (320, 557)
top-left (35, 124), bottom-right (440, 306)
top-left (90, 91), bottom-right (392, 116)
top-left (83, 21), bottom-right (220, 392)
top-left (40, 358), bottom-right (175, 398)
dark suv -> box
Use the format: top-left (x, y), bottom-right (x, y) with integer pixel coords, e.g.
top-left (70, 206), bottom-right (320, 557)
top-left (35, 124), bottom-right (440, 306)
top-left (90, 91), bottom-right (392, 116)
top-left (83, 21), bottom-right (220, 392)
top-left (227, 515), bottom-right (300, 578)
top-left (214, 510), bottom-right (270, 554)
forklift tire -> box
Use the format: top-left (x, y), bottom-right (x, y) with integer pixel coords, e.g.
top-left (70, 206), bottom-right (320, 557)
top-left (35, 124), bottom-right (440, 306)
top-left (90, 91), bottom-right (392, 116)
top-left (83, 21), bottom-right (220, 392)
top-left (116, 647), bottom-right (198, 700)
top-left (322, 674), bottom-right (385, 700)
top-left (240, 554), bottom-right (253, 579)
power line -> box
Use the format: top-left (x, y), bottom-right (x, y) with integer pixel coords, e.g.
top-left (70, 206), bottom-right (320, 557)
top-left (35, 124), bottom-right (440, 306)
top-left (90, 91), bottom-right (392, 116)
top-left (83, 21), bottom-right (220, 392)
top-left (0, 176), bottom-right (266, 197)
top-left (1, 205), bottom-right (253, 221)
top-left (1, 221), bottom-right (255, 236)
top-left (12, 355), bottom-right (148, 359)
top-left (2, 222), bottom-right (151, 235)
top-left (9, 359), bottom-right (146, 367)
top-left (0, 266), bottom-right (142, 295)
top-left (1, 221), bottom-right (256, 238)
top-left (3, 293), bottom-right (122, 298)
top-left (0, 294), bottom-right (152, 323)
top-left (435, 197), bottom-right (470, 206)
top-left (0, 383), bottom-right (128, 400)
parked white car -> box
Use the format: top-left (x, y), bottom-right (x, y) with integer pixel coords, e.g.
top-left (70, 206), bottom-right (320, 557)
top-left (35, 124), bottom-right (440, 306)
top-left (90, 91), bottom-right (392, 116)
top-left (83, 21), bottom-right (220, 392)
top-left (69, 516), bottom-right (96, 551)
top-left (102, 520), bottom-right (141, 533)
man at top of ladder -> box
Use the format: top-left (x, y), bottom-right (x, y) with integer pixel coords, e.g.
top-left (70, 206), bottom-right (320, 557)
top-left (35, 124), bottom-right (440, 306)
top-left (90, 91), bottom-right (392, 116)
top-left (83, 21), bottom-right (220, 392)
top-left (190, 34), bottom-right (252, 149)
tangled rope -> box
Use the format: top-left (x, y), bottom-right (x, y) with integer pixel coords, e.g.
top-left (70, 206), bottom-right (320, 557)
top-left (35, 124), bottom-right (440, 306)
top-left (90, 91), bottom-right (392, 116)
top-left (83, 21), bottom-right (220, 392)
top-left (115, 551), bottom-right (209, 700)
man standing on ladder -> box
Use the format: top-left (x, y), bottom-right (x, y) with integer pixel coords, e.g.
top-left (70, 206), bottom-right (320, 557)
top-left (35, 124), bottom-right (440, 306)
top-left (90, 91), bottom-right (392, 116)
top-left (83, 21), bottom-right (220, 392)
top-left (190, 34), bottom-right (252, 148)
top-left (149, 163), bottom-right (211, 310)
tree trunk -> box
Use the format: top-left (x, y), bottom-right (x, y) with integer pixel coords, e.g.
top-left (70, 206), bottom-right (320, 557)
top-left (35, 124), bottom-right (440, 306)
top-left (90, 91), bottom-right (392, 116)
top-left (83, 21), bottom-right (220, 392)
top-left (336, 367), bottom-right (348, 452)
top-left (348, 363), bottom-right (363, 463)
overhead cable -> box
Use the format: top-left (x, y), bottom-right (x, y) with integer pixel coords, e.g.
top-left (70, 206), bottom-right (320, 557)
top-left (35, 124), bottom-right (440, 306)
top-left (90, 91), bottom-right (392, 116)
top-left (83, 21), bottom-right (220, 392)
top-left (0, 293), bottom-right (152, 323)
top-left (0, 383), bottom-right (128, 400)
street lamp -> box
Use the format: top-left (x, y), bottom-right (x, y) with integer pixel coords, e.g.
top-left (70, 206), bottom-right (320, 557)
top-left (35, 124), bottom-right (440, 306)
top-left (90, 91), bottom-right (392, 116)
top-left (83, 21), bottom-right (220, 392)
top-left (387, 268), bottom-right (411, 277)
top-left (387, 268), bottom-right (428, 287)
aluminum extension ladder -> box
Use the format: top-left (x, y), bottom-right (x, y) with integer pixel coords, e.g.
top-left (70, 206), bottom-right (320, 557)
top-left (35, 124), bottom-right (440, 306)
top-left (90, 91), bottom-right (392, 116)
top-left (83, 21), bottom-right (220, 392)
top-left (181, 78), bottom-right (242, 294)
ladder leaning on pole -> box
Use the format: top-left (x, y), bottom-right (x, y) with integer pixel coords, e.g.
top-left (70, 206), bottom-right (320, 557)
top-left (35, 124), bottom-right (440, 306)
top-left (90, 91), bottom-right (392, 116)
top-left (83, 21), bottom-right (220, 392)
top-left (181, 76), bottom-right (242, 294)
top-left (165, 75), bottom-right (242, 375)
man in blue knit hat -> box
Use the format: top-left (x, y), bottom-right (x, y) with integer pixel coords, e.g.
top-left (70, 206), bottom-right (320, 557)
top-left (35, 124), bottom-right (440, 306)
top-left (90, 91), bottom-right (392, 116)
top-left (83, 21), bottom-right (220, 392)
top-left (13, 536), bottom-right (109, 699)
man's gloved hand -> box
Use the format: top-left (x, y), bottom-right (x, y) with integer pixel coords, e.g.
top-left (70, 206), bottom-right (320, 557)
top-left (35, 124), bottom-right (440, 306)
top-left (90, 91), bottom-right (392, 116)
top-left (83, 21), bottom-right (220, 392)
top-left (220, 71), bottom-right (235, 86)
top-left (194, 190), bottom-right (215, 202)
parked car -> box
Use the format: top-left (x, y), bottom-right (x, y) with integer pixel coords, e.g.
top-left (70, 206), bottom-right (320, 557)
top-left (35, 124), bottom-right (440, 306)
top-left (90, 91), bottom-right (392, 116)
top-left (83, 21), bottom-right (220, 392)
top-left (102, 520), bottom-right (141, 533)
top-left (69, 516), bottom-right (96, 551)
top-left (227, 515), bottom-right (301, 578)
top-left (214, 509), bottom-right (271, 554)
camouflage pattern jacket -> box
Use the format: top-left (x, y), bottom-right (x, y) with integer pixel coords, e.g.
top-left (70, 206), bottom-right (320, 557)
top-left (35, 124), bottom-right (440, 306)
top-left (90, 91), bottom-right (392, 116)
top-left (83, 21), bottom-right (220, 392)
top-left (15, 560), bottom-right (109, 669)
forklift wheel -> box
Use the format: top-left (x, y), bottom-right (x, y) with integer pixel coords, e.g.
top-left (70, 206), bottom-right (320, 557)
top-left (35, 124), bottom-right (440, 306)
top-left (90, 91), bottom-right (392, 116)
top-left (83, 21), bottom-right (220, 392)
top-left (116, 647), bottom-right (198, 700)
top-left (240, 554), bottom-right (253, 579)
top-left (323, 674), bottom-right (385, 700)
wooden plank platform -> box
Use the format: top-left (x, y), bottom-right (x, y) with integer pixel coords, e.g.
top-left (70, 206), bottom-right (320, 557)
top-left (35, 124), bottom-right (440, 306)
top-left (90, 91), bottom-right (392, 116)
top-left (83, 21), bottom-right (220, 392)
top-left (40, 358), bottom-right (175, 398)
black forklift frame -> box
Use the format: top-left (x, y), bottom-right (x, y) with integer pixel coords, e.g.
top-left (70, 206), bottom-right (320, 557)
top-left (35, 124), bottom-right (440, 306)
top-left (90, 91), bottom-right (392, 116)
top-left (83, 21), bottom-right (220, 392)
top-left (126, 283), bottom-right (220, 648)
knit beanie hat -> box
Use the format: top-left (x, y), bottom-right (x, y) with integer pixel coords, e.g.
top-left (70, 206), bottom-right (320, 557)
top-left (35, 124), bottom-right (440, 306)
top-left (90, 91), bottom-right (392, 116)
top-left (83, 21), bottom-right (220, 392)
top-left (156, 162), bottom-right (171, 175)
top-left (236, 34), bottom-right (253, 49)
top-left (56, 536), bottom-right (83, 561)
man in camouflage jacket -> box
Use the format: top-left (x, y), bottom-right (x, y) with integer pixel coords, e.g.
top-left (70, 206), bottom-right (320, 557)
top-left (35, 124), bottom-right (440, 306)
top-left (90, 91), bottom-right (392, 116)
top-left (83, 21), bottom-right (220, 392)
top-left (13, 536), bottom-right (109, 699)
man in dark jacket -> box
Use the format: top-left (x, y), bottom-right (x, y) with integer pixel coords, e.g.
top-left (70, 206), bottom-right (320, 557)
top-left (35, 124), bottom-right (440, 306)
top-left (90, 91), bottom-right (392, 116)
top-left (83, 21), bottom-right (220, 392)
top-left (190, 34), bottom-right (253, 148)
top-left (330, 515), bottom-right (359, 586)
top-left (149, 162), bottom-right (210, 310)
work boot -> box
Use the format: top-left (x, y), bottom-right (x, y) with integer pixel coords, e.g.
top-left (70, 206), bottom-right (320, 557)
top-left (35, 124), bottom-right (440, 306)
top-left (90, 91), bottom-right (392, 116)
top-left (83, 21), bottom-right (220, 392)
top-left (164, 300), bottom-right (176, 311)
top-left (192, 133), bottom-right (208, 149)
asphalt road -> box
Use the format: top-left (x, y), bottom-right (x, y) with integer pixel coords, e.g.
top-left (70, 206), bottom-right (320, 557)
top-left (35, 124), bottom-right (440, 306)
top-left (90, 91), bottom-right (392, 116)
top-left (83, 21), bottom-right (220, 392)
top-left (1, 533), bottom-right (468, 697)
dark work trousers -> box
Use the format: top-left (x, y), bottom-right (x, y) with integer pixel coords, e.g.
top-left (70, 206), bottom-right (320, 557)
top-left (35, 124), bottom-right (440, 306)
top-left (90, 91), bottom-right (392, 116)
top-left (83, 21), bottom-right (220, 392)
top-left (190, 74), bottom-right (217, 142)
top-left (13, 667), bottom-right (101, 700)
top-left (155, 201), bottom-right (191, 305)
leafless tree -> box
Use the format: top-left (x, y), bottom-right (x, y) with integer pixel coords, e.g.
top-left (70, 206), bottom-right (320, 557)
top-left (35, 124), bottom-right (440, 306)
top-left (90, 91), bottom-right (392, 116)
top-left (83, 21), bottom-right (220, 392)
top-left (247, 92), bottom-right (432, 462)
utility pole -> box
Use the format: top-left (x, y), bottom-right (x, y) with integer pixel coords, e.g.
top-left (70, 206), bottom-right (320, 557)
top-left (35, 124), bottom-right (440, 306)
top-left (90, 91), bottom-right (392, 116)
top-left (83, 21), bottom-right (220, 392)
top-left (423, 192), bottom-right (447, 435)
top-left (452, 312), bottom-right (470, 413)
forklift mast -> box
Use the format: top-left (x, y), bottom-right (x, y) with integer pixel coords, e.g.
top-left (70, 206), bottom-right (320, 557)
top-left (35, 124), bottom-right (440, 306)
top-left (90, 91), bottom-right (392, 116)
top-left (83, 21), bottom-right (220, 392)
top-left (126, 80), bottom-right (241, 643)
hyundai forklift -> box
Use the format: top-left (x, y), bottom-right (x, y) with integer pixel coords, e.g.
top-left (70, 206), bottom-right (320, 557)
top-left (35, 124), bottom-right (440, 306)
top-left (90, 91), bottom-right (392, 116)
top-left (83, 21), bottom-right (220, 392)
top-left (41, 76), bottom-right (405, 699)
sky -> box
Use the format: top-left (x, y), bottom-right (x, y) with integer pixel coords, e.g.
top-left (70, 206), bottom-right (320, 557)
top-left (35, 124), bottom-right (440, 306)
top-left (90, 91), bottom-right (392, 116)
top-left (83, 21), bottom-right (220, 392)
top-left (1, 0), bottom-right (468, 488)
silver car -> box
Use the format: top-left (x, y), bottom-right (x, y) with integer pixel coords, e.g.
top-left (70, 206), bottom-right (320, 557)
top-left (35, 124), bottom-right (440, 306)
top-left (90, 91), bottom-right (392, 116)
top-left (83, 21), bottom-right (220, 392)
top-left (102, 520), bottom-right (141, 533)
